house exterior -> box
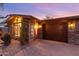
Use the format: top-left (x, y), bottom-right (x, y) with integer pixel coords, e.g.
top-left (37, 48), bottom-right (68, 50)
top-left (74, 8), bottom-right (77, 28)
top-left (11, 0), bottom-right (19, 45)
top-left (42, 16), bottom-right (79, 44)
top-left (4, 14), bottom-right (79, 45)
top-left (5, 14), bottom-right (42, 44)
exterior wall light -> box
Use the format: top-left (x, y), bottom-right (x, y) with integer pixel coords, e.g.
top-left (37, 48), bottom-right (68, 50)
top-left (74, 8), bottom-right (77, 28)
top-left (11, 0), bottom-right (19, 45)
top-left (34, 23), bottom-right (39, 29)
top-left (68, 21), bottom-right (75, 30)
top-left (39, 25), bottom-right (42, 28)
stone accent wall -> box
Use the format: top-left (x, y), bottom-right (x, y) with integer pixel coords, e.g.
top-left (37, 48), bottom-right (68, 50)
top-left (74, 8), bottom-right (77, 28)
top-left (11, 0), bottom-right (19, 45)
top-left (75, 20), bottom-right (79, 44)
top-left (68, 20), bottom-right (79, 44)
top-left (68, 30), bottom-right (76, 44)
top-left (68, 21), bottom-right (76, 44)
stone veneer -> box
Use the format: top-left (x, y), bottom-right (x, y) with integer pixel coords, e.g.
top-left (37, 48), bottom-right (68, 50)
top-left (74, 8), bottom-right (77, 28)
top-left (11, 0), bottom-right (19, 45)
top-left (68, 20), bottom-right (79, 45)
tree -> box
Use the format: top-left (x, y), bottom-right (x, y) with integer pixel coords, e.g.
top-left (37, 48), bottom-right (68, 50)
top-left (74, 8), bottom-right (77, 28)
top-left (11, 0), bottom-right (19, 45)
top-left (45, 16), bottom-right (53, 20)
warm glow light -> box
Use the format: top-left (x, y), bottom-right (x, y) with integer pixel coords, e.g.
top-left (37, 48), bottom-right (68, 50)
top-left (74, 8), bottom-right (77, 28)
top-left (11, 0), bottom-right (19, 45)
top-left (34, 23), bottom-right (39, 35)
top-left (70, 24), bottom-right (74, 27)
top-left (18, 17), bottom-right (22, 22)
top-left (13, 16), bottom-right (22, 23)
top-left (12, 16), bottom-right (22, 37)
top-left (68, 21), bottom-right (75, 30)
top-left (34, 23), bottom-right (42, 29)
top-left (34, 23), bottom-right (42, 35)
top-left (34, 24), bottom-right (38, 29)
top-left (39, 25), bottom-right (42, 28)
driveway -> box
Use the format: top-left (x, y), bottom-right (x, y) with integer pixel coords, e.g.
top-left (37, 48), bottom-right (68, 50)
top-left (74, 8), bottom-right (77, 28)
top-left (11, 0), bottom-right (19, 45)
top-left (0, 39), bottom-right (79, 56)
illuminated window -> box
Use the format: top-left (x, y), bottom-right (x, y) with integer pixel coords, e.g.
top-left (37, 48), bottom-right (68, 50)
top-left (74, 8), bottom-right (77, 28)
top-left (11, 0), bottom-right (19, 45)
top-left (12, 16), bottom-right (22, 37)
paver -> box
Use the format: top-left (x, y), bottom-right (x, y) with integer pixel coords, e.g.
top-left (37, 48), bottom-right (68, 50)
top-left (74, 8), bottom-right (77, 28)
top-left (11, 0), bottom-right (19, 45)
top-left (0, 39), bottom-right (79, 56)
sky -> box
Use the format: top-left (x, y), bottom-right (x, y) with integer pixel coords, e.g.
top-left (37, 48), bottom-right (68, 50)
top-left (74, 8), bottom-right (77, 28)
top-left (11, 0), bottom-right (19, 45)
top-left (1, 3), bottom-right (79, 20)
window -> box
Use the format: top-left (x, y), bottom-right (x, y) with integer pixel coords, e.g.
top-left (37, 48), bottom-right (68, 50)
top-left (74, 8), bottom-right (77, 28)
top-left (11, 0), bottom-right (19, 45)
top-left (12, 16), bottom-right (22, 37)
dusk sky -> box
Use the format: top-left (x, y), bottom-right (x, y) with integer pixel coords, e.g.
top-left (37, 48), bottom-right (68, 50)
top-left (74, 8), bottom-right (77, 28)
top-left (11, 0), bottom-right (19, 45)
top-left (1, 3), bottom-right (79, 19)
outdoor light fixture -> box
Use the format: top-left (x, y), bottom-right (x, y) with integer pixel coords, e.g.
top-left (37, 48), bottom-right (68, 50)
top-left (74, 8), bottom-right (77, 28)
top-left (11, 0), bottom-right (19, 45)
top-left (68, 21), bottom-right (75, 30)
top-left (39, 25), bottom-right (42, 28)
top-left (34, 23), bottom-right (39, 29)
top-left (34, 23), bottom-right (42, 29)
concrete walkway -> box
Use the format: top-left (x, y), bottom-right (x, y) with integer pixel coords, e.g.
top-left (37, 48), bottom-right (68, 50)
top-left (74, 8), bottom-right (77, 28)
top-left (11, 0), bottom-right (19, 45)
top-left (0, 39), bottom-right (79, 56)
